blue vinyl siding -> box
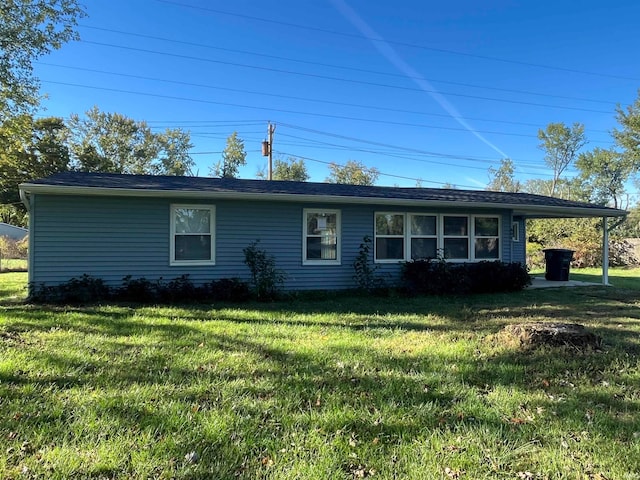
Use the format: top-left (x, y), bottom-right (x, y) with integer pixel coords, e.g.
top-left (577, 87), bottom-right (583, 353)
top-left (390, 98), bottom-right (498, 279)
top-left (30, 193), bottom-right (519, 291)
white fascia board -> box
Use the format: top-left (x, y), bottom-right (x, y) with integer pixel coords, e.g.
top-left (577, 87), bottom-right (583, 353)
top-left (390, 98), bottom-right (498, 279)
top-left (18, 183), bottom-right (627, 218)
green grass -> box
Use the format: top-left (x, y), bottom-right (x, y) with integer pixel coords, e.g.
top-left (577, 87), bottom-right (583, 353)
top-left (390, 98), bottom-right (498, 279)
top-left (1, 270), bottom-right (640, 479)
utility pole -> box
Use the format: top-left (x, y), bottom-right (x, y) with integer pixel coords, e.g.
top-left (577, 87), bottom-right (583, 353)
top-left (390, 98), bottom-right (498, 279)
top-left (262, 122), bottom-right (276, 180)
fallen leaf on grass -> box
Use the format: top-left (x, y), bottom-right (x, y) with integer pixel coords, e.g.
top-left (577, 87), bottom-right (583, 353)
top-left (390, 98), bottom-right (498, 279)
top-left (509, 417), bottom-right (527, 425)
top-left (516, 472), bottom-right (536, 479)
top-left (444, 466), bottom-right (465, 478)
top-left (343, 462), bottom-right (375, 478)
top-left (184, 451), bottom-right (198, 463)
top-left (442, 445), bottom-right (465, 453)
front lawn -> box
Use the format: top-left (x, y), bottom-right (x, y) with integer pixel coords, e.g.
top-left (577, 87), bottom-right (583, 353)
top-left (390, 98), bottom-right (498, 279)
top-left (1, 271), bottom-right (639, 479)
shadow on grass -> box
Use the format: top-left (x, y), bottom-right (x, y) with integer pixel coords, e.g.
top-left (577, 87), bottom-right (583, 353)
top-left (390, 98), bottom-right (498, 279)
top-left (2, 285), bottom-right (640, 477)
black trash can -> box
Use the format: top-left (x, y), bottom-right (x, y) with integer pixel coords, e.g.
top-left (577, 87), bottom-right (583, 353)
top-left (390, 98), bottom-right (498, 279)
top-left (543, 248), bottom-right (574, 281)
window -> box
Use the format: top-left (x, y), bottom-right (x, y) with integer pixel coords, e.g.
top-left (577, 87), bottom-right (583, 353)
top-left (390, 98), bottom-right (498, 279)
top-left (303, 209), bottom-right (340, 264)
top-left (409, 214), bottom-right (437, 260)
top-left (443, 215), bottom-right (469, 260)
top-left (375, 213), bottom-right (405, 261)
top-left (474, 216), bottom-right (500, 259)
top-left (170, 205), bottom-right (215, 265)
top-left (374, 212), bottom-right (501, 263)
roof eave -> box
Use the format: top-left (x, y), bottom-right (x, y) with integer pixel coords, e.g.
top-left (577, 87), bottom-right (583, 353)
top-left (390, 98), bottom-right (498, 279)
top-left (18, 183), bottom-right (627, 218)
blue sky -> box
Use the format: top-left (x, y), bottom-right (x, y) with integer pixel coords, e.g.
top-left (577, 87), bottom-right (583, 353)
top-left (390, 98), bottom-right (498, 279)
top-left (34, 0), bottom-right (640, 192)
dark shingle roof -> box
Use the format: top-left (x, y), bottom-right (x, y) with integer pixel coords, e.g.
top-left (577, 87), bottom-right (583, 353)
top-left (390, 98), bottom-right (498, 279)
top-left (20, 172), bottom-right (627, 218)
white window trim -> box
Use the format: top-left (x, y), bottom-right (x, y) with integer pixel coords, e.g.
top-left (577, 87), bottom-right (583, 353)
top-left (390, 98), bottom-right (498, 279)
top-left (407, 213), bottom-right (438, 261)
top-left (442, 214), bottom-right (470, 262)
top-left (374, 212), bottom-right (406, 263)
top-left (170, 204), bottom-right (216, 266)
top-left (472, 215), bottom-right (502, 261)
top-left (373, 213), bottom-right (502, 263)
top-left (302, 208), bottom-right (341, 266)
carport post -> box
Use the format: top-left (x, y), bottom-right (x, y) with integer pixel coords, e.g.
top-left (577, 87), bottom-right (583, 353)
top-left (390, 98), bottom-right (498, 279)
top-left (602, 216), bottom-right (609, 286)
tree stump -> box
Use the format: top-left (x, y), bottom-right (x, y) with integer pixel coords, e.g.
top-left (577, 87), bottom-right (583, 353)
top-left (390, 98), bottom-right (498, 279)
top-left (502, 322), bottom-right (602, 350)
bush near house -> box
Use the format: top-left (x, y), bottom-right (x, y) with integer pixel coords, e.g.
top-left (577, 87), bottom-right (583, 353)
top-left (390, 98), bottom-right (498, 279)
top-left (30, 274), bottom-right (251, 304)
top-left (401, 259), bottom-right (531, 296)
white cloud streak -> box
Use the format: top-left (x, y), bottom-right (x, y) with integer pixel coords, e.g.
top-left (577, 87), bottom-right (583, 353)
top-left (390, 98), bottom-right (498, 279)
top-left (329, 0), bottom-right (509, 159)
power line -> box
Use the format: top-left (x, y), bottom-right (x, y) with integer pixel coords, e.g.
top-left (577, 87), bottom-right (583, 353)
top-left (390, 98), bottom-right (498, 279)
top-left (78, 25), bottom-right (619, 107)
top-left (275, 132), bottom-right (560, 178)
top-left (77, 40), bottom-right (616, 115)
top-left (37, 62), bottom-right (614, 134)
top-left (152, 0), bottom-right (640, 82)
top-left (275, 122), bottom-right (611, 169)
top-left (40, 79), bottom-right (617, 145)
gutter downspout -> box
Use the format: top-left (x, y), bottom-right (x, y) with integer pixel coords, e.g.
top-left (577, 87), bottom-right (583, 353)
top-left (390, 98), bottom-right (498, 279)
top-left (602, 216), bottom-right (609, 286)
top-left (19, 189), bottom-right (34, 294)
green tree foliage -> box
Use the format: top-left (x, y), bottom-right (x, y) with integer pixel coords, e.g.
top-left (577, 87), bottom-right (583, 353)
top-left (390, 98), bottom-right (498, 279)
top-left (68, 107), bottom-right (194, 175)
top-left (487, 158), bottom-right (521, 192)
top-left (523, 177), bottom-right (588, 201)
top-left (616, 204), bottom-right (640, 238)
top-left (258, 157), bottom-right (310, 181)
top-left (523, 176), bottom-right (606, 268)
top-left (1, 0), bottom-right (85, 116)
top-left (613, 89), bottom-right (640, 165)
top-left (211, 132), bottom-right (246, 178)
top-left (537, 122), bottom-right (587, 197)
top-left (326, 160), bottom-right (379, 186)
top-left (576, 148), bottom-right (634, 209)
top-left (0, 115), bottom-right (70, 226)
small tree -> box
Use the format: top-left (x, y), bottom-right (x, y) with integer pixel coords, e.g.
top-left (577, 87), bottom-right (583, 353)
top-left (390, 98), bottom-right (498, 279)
top-left (212, 132), bottom-right (246, 178)
top-left (487, 158), bottom-right (521, 192)
top-left (576, 148), bottom-right (633, 209)
top-left (537, 122), bottom-right (587, 197)
top-left (257, 157), bottom-right (310, 181)
top-left (243, 240), bottom-right (285, 301)
top-left (272, 157), bottom-right (310, 181)
top-left (326, 160), bottom-right (379, 186)
top-left (352, 236), bottom-right (384, 292)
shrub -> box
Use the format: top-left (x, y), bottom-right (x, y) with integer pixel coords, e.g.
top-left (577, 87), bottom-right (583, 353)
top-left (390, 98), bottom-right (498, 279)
top-left (30, 274), bottom-right (111, 304)
top-left (119, 275), bottom-right (160, 303)
top-left (352, 236), bottom-right (387, 294)
top-left (401, 260), bottom-right (530, 296)
top-left (161, 274), bottom-right (202, 303)
top-left (243, 240), bottom-right (286, 301)
top-left (466, 261), bottom-right (532, 293)
top-left (30, 274), bottom-right (253, 305)
top-left (206, 278), bottom-right (251, 302)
